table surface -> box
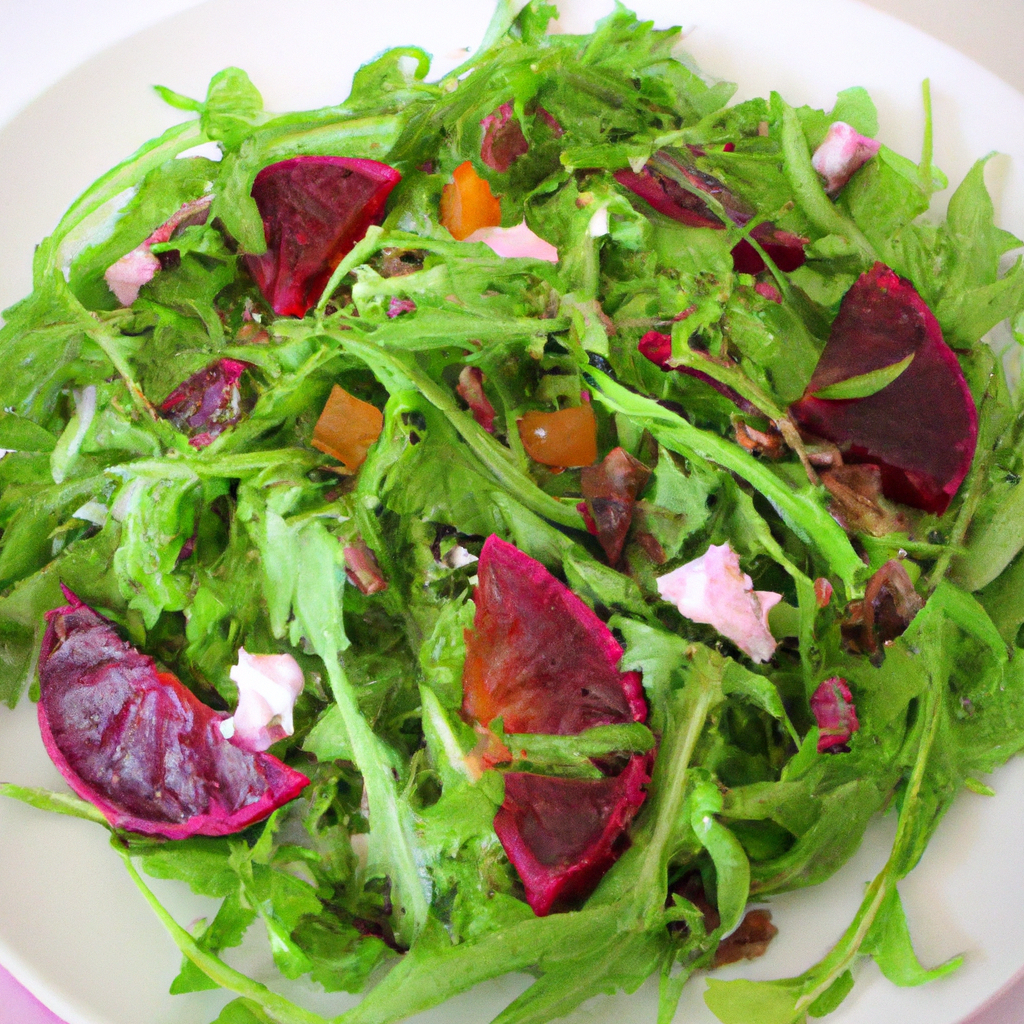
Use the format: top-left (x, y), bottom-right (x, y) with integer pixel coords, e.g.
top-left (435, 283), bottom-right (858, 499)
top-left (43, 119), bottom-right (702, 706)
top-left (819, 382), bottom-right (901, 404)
top-left (0, 1), bottom-right (1023, 1023)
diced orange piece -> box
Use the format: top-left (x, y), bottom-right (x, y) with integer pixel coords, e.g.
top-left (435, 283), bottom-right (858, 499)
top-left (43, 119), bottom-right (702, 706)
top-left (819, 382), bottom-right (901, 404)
top-left (440, 161), bottom-right (502, 241)
top-left (311, 384), bottom-right (384, 473)
top-left (518, 403), bottom-right (598, 468)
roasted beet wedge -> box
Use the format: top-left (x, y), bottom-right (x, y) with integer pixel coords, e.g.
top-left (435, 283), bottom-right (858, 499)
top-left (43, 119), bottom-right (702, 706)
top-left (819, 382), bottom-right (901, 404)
top-left (789, 263), bottom-right (978, 514)
top-left (462, 536), bottom-right (649, 914)
top-left (614, 149), bottom-right (807, 274)
top-left (462, 535), bottom-right (647, 733)
top-left (245, 156), bottom-right (401, 317)
top-left (38, 590), bottom-right (309, 838)
top-left (494, 755), bottom-right (650, 916)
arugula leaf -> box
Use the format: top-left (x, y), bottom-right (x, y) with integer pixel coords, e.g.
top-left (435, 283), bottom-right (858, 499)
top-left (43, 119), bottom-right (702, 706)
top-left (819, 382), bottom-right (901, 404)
top-left (811, 353), bottom-right (914, 400)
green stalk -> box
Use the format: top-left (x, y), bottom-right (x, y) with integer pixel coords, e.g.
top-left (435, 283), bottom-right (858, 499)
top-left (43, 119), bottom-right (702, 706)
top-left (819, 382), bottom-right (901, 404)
top-left (664, 342), bottom-right (785, 422)
top-left (315, 227), bottom-right (385, 313)
top-left (927, 390), bottom-right (998, 589)
top-left (588, 368), bottom-right (865, 596)
top-left (628, 650), bottom-right (723, 925)
top-left (501, 722), bottom-right (655, 764)
top-left (792, 665), bottom-right (946, 1014)
top-left (117, 846), bottom-right (330, 1024)
top-left (36, 120), bottom-right (206, 283)
top-left (321, 657), bottom-right (429, 948)
top-left (778, 100), bottom-right (876, 263)
top-left (328, 332), bottom-right (584, 530)
top-left (919, 79), bottom-right (936, 195)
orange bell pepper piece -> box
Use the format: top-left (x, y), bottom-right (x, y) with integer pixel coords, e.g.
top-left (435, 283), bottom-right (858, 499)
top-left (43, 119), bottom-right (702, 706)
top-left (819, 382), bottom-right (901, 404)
top-left (518, 403), bottom-right (598, 468)
top-left (440, 161), bottom-right (502, 241)
top-left (311, 384), bottom-right (384, 472)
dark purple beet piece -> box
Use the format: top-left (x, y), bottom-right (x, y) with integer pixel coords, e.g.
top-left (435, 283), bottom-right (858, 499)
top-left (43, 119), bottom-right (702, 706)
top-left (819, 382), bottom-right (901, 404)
top-left (789, 263), bottom-right (978, 514)
top-left (480, 103), bottom-right (563, 173)
top-left (160, 358), bottom-right (249, 448)
top-left (494, 754), bottom-right (650, 915)
top-left (733, 224), bottom-right (808, 274)
top-left (244, 156), bottom-right (401, 317)
top-left (480, 103), bottom-right (530, 172)
top-left (462, 535), bottom-right (647, 734)
top-left (638, 331), bottom-right (760, 415)
top-left (37, 589), bottom-right (309, 838)
top-left (580, 447), bottom-right (651, 564)
top-left (461, 537), bottom-right (650, 915)
top-left (809, 677), bottom-right (860, 753)
top-left (614, 150), bottom-right (807, 274)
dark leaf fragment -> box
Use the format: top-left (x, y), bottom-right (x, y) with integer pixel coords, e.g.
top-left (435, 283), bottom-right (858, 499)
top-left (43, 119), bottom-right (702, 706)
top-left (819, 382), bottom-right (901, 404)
top-left (820, 463), bottom-right (909, 537)
top-left (841, 559), bottom-right (923, 658)
top-left (160, 358), bottom-right (250, 447)
top-left (580, 447), bottom-right (651, 563)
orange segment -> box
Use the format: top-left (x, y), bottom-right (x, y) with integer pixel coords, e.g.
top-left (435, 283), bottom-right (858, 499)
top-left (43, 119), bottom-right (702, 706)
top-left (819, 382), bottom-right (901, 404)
top-left (311, 384), bottom-right (384, 473)
top-left (439, 161), bottom-right (502, 241)
top-left (517, 403), bottom-right (598, 468)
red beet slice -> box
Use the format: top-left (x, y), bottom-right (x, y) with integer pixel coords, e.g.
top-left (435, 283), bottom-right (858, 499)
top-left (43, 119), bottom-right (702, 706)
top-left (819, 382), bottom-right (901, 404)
top-left (638, 330), bottom-right (760, 415)
top-left (462, 536), bottom-right (649, 914)
top-left (462, 536), bottom-right (647, 733)
top-left (37, 589), bottom-right (309, 838)
top-left (580, 447), bottom-right (651, 564)
top-left (789, 263), bottom-right (978, 514)
top-left (160, 358), bottom-right (249, 448)
top-left (244, 156), bottom-right (401, 317)
top-left (494, 754), bottom-right (650, 915)
top-left (480, 103), bottom-right (563, 173)
top-left (614, 150), bottom-right (807, 274)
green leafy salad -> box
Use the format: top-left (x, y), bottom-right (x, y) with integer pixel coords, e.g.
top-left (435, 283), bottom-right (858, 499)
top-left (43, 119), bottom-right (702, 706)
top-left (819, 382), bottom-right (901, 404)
top-left (3, 2), bottom-right (1024, 1023)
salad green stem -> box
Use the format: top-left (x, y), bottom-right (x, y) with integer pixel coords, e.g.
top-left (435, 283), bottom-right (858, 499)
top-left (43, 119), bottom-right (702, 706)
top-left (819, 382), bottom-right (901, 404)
top-left (320, 656), bottom-right (430, 948)
top-left (37, 120), bottom-right (207, 284)
top-left (777, 100), bottom-right (876, 263)
top-left (926, 390), bottom-right (998, 590)
top-left (587, 368), bottom-right (865, 596)
top-left (329, 331), bottom-right (585, 530)
top-left (629, 648), bottom-right (723, 926)
top-left (117, 844), bottom-right (331, 1024)
top-left (795, 668), bottom-right (947, 1012)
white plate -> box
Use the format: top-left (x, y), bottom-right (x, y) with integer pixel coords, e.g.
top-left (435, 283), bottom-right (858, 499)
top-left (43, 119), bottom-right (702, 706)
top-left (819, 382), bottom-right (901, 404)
top-left (1, 2), bottom-right (1024, 1023)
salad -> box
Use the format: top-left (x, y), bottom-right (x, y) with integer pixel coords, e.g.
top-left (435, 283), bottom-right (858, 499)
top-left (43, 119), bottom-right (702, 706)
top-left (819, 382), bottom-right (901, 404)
top-left (2, 2), bottom-right (1024, 1024)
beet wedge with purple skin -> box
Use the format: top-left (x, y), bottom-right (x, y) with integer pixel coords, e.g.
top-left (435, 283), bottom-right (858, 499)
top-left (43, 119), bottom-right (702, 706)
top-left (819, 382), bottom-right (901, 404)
top-left (495, 755), bottom-right (650, 916)
top-left (463, 535), bottom-right (647, 733)
top-left (37, 589), bottom-right (309, 839)
top-left (790, 262), bottom-right (978, 514)
top-left (462, 535), bottom-right (649, 915)
top-left (245, 156), bottom-right (401, 317)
